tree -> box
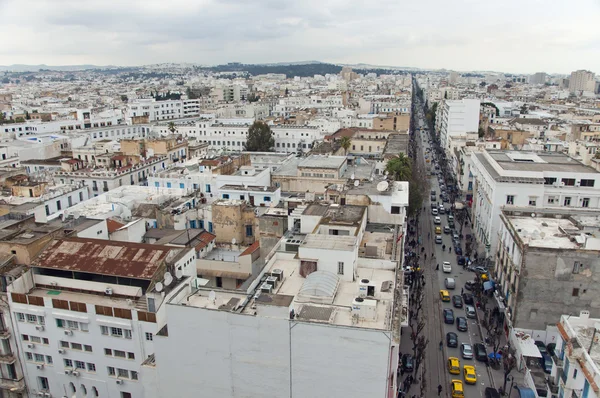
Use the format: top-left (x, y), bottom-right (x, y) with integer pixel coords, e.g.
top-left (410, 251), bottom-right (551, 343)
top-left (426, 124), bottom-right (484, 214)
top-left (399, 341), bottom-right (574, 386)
top-left (15, 117), bottom-right (24, 123)
top-left (120, 95), bottom-right (128, 103)
top-left (385, 153), bottom-right (412, 181)
top-left (244, 121), bottom-right (274, 152)
top-left (168, 122), bottom-right (177, 134)
top-left (339, 136), bottom-right (352, 155)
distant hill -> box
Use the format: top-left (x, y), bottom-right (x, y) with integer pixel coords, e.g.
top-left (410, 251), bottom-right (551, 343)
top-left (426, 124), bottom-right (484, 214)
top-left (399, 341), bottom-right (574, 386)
top-left (201, 62), bottom-right (342, 78)
top-left (0, 64), bottom-right (108, 72)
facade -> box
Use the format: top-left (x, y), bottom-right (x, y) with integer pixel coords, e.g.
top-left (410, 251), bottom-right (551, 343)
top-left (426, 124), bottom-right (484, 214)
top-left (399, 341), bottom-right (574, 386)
top-left (495, 208), bottom-right (600, 331)
top-left (127, 98), bottom-right (200, 122)
top-left (569, 70), bottom-right (596, 94)
top-left (529, 72), bottom-right (547, 85)
top-left (7, 238), bottom-right (195, 398)
top-left (435, 99), bottom-right (481, 153)
top-left (471, 150), bottom-right (600, 255)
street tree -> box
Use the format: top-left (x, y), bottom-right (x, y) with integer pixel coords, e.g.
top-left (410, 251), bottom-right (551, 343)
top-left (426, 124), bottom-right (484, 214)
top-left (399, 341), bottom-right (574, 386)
top-left (168, 122), bottom-right (177, 134)
top-left (385, 153), bottom-right (412, 181)
top-left (413, 334), bottom-right (429, 376)
top-left (244, 121), bottom-right (275, 152)
top-left (339, 136), bottom-right (352, 155)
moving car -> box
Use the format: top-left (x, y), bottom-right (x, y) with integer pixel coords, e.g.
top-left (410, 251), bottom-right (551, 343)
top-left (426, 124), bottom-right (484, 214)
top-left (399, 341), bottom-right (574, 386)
top-left (456, 317), bottom-right (468, 332)
top-left (402, 354), bottom-right (414, 372)
top-left (440, 290), bottom-right (451, 302)
top-left (434, 216), bottom-right (441, 224)
top-left (435, 226), bottom-right (442, 234)
top-left (443, 261), bottom-right (452, 273)
top-left (443, 308), bottom-right (455, 324)
top-left (439, 206), bottom-right (446, 214)
top-left (432, 208), bottom-right (439, 216)
top-left (436, 236), bottom-right (443, 244)
top-left (463, 365), bottom-right (477, 384)
top-left (474, 343), bottom-right (488, 362)
top-left (447, 357), bottom-right (460, 375)
top-left (447, 332), bottom-right (458, 348)
top-left (460, 343), bottom-right (473, 359)
top-left (444, 225), bottom-right (451, 234)
top-left (451, 380), bottom-right (464, 398)
top-left (452, 295), bottom-right (463, 308)
top-left (445, 278), bottom-right (456, 289)
top-left (465, 305), bottom-right (476, 319)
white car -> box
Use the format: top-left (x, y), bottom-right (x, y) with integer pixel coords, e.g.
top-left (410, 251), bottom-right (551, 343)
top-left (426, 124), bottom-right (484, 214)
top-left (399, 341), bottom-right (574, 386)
top-left (443, 261), bottom-right (452, 273)
top-left (434, 216), bottom-right (441, 224)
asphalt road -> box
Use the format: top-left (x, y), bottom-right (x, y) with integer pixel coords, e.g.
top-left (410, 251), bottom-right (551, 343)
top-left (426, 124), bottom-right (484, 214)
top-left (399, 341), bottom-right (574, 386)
top-left (414, 105), bottom-right (495, 398)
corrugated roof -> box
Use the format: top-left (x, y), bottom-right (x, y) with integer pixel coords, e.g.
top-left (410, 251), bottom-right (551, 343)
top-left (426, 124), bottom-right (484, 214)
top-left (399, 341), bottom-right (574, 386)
top-left (240, 241), bottom-right (259, 256)
top-left (107, 219), bottom-right (125, 233)
top-left (33, 238), bottom-right (179, 280)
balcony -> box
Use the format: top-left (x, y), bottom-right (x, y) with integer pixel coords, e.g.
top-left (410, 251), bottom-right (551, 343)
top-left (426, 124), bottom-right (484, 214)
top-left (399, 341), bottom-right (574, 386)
top-left (0, 353), bottom-right (16, 364)
top-left (0, 328), bottom-right (10, 339)
top-left (0, 377), bottom-right (25, 391)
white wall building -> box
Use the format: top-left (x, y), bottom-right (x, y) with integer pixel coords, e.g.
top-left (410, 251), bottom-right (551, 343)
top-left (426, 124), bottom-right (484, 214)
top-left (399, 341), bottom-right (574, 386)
top-left (127, 99), bottom-right (200, 122)
top-left (471, 150), bottom-right (600, 255)
top-left (435, 99), bottom-right (481, 153)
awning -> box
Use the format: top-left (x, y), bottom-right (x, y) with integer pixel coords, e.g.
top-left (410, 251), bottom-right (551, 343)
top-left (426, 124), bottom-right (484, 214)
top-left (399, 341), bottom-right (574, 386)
top-left (515, 387), bottom-right (536, 398)
top-left (484, 281), bottom-right (496, 291)
top-left (197, 269), bottom-right (251, 280)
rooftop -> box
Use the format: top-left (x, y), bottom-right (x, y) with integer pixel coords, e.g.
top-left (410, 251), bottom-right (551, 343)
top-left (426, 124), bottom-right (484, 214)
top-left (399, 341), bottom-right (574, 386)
top-left (507, 215), bottom-right (600, 250)
top-left (298, 155), bottom-right (346, 170)
top-left (219, 184), bottom-right (279, 193)
top-left (33, 238), bottom-right (187, 280)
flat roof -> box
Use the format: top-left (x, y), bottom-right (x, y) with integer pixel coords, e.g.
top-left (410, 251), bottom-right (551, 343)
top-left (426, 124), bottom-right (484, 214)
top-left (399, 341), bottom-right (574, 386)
top-left (302, 234), bottom-right (357, 251)
top-left (33, 238), bottom-right (185, 280)
top-left (220, 184), bottom-right (278, 193)
top-left (483, 151), bottom-right (599, 175)
top-left (508, 216), bottom-right (588, 249)
top-left (298, 155), bottom-right (346, 170)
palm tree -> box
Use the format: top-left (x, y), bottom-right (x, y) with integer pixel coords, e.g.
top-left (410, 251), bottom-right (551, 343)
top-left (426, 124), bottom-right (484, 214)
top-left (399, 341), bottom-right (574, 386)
top-left (339, 136), bottom-right (352, 155)
top-left (168, 122), bottom-right (177, 134)
top-left (385, 153), bottom-right (412, 181)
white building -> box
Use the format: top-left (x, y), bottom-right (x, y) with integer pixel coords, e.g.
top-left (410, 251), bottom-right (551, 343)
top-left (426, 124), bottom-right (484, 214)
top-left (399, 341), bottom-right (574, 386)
top-left (146, 203), bottom-right (407, 398)
top-left (435, 99), bottom-right (480, 153)
top-left (127, 98), bottom-right (200, 122)
top-left (471, 150), bottom-right (600, 256)
top-left (7, 238), bottom-right (195, 398)
top-left (569, 70), bottom-right (596, 94)
top-left (529, 72), bottom-right (547, 85)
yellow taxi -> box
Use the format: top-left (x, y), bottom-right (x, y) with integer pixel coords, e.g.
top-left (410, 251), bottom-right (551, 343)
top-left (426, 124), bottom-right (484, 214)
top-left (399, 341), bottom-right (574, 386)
top-left (451, 379), bottom-right (465, 398)
top-left (435, 226), bottom-right (442, 234)
top-left (447, 357), bottom-right (460, 375)
top-left (463, 365), bottom-right (477, 384)
top-left (481, 273), bottom-right (489, 281)
top-left (440, 290), bottom-right (451, 302)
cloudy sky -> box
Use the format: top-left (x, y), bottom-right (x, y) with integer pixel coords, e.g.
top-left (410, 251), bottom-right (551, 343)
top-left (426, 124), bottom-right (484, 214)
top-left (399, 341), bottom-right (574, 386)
top-left (1, 0), bottom-right (599, 74)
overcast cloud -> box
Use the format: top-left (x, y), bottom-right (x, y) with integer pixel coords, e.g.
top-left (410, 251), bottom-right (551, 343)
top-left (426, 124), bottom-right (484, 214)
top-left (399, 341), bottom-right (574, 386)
top-left (0, 0), bottom-right (598, 74)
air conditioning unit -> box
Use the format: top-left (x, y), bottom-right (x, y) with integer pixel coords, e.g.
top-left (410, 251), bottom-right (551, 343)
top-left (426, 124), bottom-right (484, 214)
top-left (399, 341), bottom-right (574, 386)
top-left (265, 276), bottom-right (278, 289)
top-left (37, 392), bottom-right (45, 397)
top-left (64, 330), bottom-right (73, 336)
top-left (58, 349), bottom-right (65, 354)
top-left (27, 343), bottom-right (35, 349)
top-left (270, 268), bottom-right (284, 281)
top-left (36, 325), bottom-right (45, 331)
top-left (43, 394), bottom-right (51, 398)
top-left (259, 283), bottom-right (272, 294)
top-left (64, 370), bottom-right (72, 375)
top-left (72, 371), bottom-right (80, 377)
top-left (105, 287), bottom-right (113, 295)
top-left (115, 379), bottom-right (123, 385)
top-left (36, 364), bottom-right (44, 370)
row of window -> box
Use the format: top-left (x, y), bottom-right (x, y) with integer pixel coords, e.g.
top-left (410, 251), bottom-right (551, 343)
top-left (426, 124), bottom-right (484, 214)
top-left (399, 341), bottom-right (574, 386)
top-left (22, 335), bottom-right (49, 345)
top-left (507, 195), bottom-right (592, 207)
top-left (100, 326), bottom-right (132, 339)
top-left (25, 352), bottom-right (53, 364)
top-left (544, 177), bottom-right (595, 187)
top-left (64, 358), bottom-right (97, 372)
top-left (60, 340), bottom-right (93, 352)
top-left (107, 366), bottom-right (138, 380)
top-left (300, 173), bottom-right (336, 179)
top-left (104, 348), bottom-right (135, 360)
top-left (15, 313), bottom-right (45, 324)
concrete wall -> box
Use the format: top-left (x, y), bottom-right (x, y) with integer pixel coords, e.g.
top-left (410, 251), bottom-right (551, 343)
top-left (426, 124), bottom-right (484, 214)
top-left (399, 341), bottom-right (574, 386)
top-left (212, 203), bottom-right (256, 246)
top-left (298, 246), bottom-right (357, 282)
top-left (514, 248), bottom-right (600, 329)
top-left (77, 220), bottom-right (109, 240)
top-left (153, 303), bottom-right (393, 398)
top-left (110, 219), bottom-right (146, 243)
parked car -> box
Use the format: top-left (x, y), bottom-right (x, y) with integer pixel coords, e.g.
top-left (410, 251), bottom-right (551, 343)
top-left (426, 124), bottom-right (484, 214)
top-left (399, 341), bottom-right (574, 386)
top-left (540, 354), bottom-right (553, 374)
top-left (484, 387), bottom-right (501, 398)
top-left (447, 332), bottom-right (458, 348)
top-left (439, 206), bottom-right (446, 215)
top-left (460, 343), bottom-right (473, 359)
top-left (475, 266), bottom-right (487, 274)
top-left (465, 306), bottom-right (476, 319)
top-left (443, 308), bottom-right (455, 324)
top-left (474, 343), bottom-right (488, 362)
top-left (443, 262), bottom-right (452, 273)
top-left (402, 354), bottom-right (414, 372)
top-left (546, 343), bottom-right (556, 357)
top-left (457, 256), bottom-right (466, 266)
top-left (452, 295), bottom-right (463, 308)
top-left (535, 340), bottom-right (547, 355)
top-left (456, 317), bottom-right (468, 332)
top-left (464, 281), bottom-right (475, 291)
top-left (454, 246), bottom-right (463, 256)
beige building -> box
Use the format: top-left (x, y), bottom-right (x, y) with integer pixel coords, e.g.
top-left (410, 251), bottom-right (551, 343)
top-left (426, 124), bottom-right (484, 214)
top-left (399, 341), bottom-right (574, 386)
top-left (197, 241), bottom-right (261, 289)
top-left (569, 70), bottom-right (596, 93)
top-left (272, 155), bottom-right (348, 194)
top-left (121, 137), bottom-right (188, 164)
top-left (490, 126), bottom-right (531, 147)
top-left (212, 199), bottom-right (257, 246)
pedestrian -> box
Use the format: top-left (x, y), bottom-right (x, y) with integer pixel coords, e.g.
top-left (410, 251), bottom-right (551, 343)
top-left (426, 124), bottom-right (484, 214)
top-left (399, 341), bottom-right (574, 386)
top-left (424, 253), bottom-right (427, 261)
top-left (436, 263), bottom-right (439, 270)
top-left (439, 340), bottom-right (443, 350)
top-left (461, 288), bottom-right (464, 295)
top-left (438, 384), bottom-right (443, 396)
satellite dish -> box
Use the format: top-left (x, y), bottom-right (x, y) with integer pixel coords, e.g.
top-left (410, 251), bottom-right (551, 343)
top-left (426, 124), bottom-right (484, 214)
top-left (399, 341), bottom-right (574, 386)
top-left (175, 269), bottom-right (183, 279)
top-left (384, 171), bottom-right (389, 176)
top-left (531, 213), bottom-right (536, 218)
top-left (164, 272), bottom-right (173, 286)
top-left (354, 180), bottom-right (360, 187)
top-left (231, 238), bottom-right (237, 245)
top-left (263, 186), bottom-right (267, 191)
top-left (540, 232), bottom-right (546, 239)
top-left (155, 282), bottom-right (163, 292)
top-left (350, 173), bottom-right (355, 180)
top-left (377, 181), bottom-right (389, 192)
top-left (209, 291), bottom-right (216, 302)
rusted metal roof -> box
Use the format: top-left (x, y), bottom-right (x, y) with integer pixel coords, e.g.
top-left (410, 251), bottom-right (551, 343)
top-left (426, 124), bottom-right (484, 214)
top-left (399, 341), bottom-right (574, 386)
top-left (32, 238), bottom-right (178, 280)
top-left (240, 241), bottom-right (259, 256)
top-left (106, 219), bottom-right (125, 234)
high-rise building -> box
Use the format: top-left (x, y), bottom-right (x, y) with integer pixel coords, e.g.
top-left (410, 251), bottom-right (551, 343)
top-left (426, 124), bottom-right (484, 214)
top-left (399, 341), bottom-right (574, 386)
top-left (529, 72), bottom-right (547, 85)
top-left (568, 70), bottom-right (596, 93)
top-left (434, 99), bottom-right (480, 153)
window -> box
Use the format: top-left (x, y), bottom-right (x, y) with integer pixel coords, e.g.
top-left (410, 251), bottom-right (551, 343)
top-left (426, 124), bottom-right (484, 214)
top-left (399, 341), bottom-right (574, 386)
top-left (131, 371), bottom-right (138, 380)
top-left (75, 360), bottom-right (85, 369)
top-left (31, 336), bottom-right (41, 343)
top-left (564, 197), bottom-right (572, 206)
top-left (87, 363), bottom-right (96, 372)
top-left (46, 356), bottom-right (53, 365)
top-left (104, 348), bottom-right (112, 356)
top-left (338, 262), bottom-right (344, 275)
top-left (64, 359), bottom-right (73, 368)
top-left (84, 345), bottom-right (92, 352)
top-left (580, 179), bottom-right (595, 187)
top-left (56, 200), bottom-right (62, 211)
top-left (574, 369), bottom-right (578, 379)
top-left (245, 225), bottom-right (253, 237)
top-left (15, 312), bottom-right (24, 322)
top-left (35, 353), bottom-right (45, 362)
top-left (562, 178), bottom-right (575, 186)
top-left (124, 329), bottom-right (132, 339)
top-left (528, 197), bottom-right (537, 206)
top-left (122, 393), bottom-right (133, 398)
top-left (506, 195), bottom-right (514, 205)
top-left (71, 343), bottom-right (82, 351)
top-left (263, 196), bottom-right (271, 202)
top-left (107, 366), bottom-right (116, 376)
top-left (42, 337), bottom-right (49, 344)
top-left (582, 198), bottom-right (590, 208)
top-left (114, 350), bottom-right (126, 358)
top-left (222, 194), bottom-right (230, 199)
top-left (22, 334), bottom-right (29, 341)
top-left (101, 326), bottom-right (109, 335)
top-left (26, 314), bottom-right (38, 323)
top-left (544, 177), bottom-right (557, 185)
top-left (127, 352), bottom-right (135, 360)
top-left (38, 376), bottom-right (49, 391)
top-left (145, 333), bottom-right (153, 341)
top-left (547, 196), bottom-right (557, 204)
top-left (166, 182), bottom-right (172, 188)
top-left (92, 387), bottom-right (99, 397)
top-left (60, 340), bottom-right (69, 348)
top-left (573, 288), bottom-right (580, 297)
top-left (26, 352), bottom-right (33, 361)
top-left (573, 262), bottom-right (581, 274)
top-left (118, 368), bottom-right (129, 378)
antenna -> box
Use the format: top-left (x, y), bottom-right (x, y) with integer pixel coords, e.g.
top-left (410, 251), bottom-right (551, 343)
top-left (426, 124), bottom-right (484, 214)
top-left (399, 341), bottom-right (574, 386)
top-left (155, 282), bottom-right (163, 292)
top-left (350, 173), bottom-right (355, 180)
top-left (164, 272), bottom-right (173, 286)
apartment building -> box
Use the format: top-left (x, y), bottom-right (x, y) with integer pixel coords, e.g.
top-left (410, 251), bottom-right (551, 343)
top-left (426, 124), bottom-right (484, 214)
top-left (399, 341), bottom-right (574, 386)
top-left (146, 203), bottom-right (408, 398)
top-left (435, 99), bottom-right (481, 153)
top-left (127, 98), bottom-right (200, 122)
top-left (120, 137), bottom-right (188, 166)
top-left (495, 208), bottom-right (600, 331)
top-left (470, 150), bottom-right (600, 255)
top-left (7, 238), bottom-right (195, 398)
top-left (569, 70), bottom-right (596, 94)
